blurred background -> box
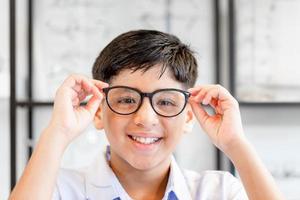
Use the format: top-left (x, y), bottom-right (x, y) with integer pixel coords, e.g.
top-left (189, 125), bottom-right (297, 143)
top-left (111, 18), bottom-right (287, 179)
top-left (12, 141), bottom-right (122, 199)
top-left (1, 0), bottom-right (300, 199)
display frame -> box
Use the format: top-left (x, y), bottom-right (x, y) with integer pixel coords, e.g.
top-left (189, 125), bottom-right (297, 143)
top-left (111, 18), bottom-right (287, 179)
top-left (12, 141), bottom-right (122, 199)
top-left (228, 0), bottom-right (300, 105)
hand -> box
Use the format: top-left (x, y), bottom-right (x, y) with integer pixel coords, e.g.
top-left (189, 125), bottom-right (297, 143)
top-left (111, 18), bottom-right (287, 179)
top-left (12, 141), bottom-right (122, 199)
top-left (47, 74), bottom-right (109, 145)
top-left (188, 84), bottom-right (245, 154)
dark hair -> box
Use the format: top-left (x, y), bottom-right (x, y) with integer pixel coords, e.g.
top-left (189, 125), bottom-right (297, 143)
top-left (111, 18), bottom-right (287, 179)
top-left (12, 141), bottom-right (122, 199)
top-left (92, 30), bottom-right (198, 88)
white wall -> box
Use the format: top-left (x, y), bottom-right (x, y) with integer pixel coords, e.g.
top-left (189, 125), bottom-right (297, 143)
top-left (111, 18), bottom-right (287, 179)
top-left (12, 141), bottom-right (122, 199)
top-left (240, 107), bottom-right (300, 199)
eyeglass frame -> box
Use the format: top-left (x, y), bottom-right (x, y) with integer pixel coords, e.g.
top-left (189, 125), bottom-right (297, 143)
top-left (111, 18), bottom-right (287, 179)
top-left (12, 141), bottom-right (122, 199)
top-left (102, 86), bottom-right (191, 117)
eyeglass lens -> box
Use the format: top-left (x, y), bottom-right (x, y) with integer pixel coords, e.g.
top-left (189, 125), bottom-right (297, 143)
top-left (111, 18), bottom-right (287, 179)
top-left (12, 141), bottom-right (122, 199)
top-left (106, 87), bottom-right (187, 117)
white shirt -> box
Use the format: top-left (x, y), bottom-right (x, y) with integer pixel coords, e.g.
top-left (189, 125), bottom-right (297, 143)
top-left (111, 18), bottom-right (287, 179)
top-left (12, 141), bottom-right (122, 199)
top-left (52, 148), bottom-right (248, 200)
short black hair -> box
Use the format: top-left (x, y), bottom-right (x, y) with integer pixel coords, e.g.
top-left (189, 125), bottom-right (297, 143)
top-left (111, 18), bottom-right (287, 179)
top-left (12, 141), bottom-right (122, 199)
top-left (92, 30), bottom-right (198, 88)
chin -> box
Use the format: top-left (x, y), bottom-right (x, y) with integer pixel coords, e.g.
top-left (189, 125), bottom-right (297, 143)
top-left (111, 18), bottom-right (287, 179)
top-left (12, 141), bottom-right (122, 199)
top-left (127, 156), bottom-right (169, 172)
top-left (131, 161), bottom-right (156, 171)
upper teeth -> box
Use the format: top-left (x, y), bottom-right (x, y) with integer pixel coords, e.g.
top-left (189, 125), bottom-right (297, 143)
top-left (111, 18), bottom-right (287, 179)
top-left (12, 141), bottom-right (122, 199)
top-left (131, 136), bottom-right (160, 144)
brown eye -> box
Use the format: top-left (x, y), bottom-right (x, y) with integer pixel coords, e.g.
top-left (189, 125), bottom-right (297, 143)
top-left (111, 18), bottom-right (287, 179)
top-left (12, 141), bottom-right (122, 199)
top-left (156, 99), bottom-right (176, 107)
top-left (117, 97), bottom-right (137, 104)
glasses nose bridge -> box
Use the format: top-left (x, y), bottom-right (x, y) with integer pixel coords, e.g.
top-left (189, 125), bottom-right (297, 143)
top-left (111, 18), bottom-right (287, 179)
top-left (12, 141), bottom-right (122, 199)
top-left (138, 92), bottom-right (156, 114)
top-left (140, 92), bottom-right (154, 103)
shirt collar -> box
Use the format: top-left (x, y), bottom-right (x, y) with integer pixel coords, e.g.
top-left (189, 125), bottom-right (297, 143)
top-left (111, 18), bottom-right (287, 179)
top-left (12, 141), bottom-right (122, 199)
top-left (84, 146), bottom-right (192, 200)
top-left (84, 146), bottom-right (121, 199)
top-left (163, 156), bottom-right (193, 200)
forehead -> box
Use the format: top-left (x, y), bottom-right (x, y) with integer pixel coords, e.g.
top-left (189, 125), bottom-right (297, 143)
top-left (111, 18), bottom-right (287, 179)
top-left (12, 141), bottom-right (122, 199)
top-left (109, 65), bottom-right (185, 91)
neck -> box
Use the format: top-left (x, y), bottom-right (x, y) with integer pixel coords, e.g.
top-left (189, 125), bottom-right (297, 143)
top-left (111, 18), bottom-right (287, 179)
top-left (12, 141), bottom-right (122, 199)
top-left (109, 152), bottom-right (171, 200)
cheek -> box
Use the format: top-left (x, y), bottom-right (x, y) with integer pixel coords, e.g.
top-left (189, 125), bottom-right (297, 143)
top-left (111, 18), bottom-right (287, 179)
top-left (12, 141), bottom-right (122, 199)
top-left (103, 107), bottom-right (120, 135)
top-left (102, 108), bottom-right (130, 139)
top-left (163, 117), bottom-right (185, 139)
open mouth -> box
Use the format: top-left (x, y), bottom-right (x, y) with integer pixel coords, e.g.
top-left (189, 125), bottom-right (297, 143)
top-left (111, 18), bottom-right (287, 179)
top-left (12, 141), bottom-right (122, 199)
top-left (128, 135), bottom-right (162, 145)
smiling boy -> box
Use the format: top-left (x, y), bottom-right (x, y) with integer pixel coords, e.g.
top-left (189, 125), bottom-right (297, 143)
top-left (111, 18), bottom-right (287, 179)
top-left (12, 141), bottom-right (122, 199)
top-left (10, 30), bottom-right (283, 200)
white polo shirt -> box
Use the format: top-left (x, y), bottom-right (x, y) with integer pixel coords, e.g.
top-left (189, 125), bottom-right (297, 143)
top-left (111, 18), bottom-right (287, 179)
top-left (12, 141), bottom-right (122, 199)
top-left (52, 147), bottom-right (248, 200)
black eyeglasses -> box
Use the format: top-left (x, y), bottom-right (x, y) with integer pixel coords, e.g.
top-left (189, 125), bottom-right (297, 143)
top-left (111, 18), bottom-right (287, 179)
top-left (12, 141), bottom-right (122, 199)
top-left (102, 86), bottom-right (190, 117)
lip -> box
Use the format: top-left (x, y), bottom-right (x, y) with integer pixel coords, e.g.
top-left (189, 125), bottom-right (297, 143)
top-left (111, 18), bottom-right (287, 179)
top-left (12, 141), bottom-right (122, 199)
top-left (126, 132), bottom-right (163, 138)
top-left (127, 133), bottom-right (163, 138)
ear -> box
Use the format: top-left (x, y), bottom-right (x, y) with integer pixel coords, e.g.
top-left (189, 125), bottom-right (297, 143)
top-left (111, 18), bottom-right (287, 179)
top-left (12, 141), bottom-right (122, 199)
top-left (93, 104), bottom-right (104, 130)
top-left (183, 104), bottom-right (195, 134)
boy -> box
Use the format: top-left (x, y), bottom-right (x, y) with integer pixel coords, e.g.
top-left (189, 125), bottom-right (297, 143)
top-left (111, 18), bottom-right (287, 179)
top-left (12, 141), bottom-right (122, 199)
top-left (10, 30), bottom-right (284, 199)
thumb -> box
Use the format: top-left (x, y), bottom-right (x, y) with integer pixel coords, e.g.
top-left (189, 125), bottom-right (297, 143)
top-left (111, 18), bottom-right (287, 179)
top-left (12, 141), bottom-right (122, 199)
top-left (85, 94), bottom-right (103, 116)
top-left (190, 100), bottom-right (209, 127)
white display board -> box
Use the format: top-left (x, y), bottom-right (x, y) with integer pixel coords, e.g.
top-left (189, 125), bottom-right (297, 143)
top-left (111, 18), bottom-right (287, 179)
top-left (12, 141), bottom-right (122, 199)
top-left (34, 0), bottom-right (166, 100)
top-left (235, 0), bottom-right (300, 102)
top-left (33, 0), bottom-right (215, 100)
top-left (170, 0), bottom-right (215, 85)
top-left (245, 124), bottom-right (300, 200)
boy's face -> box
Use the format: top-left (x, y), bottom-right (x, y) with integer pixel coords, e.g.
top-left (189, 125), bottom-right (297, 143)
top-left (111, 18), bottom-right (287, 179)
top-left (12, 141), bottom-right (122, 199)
top-left (94, 64), bottom-right (194, 171)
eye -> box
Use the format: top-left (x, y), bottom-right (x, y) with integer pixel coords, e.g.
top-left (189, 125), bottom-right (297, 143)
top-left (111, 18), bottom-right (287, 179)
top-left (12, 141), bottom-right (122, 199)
top-left (117, 97), bottom-right (137, 104)
top-left (156, 99), bottom-right (176, 106)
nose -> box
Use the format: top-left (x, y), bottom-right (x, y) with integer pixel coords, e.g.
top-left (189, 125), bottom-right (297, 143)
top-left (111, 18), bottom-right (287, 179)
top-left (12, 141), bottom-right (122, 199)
top-left (133, 97), bottom-right (159, 127)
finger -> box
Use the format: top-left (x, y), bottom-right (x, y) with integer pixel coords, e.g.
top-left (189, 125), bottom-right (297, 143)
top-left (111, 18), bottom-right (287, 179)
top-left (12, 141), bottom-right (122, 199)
top-left (208, 85), bottom-right (234, 101)
top-left (91, 79), bottom-right (109, 90)
top-left (209, 98), bottom-right (224, 115)
top-left (202, 85), bottom-right (222, 104)
top-left (64, 80), bottom-right (94, 103)
top-left (72, 97), bottom-right (80, 106)
top-left (85, 93), bottom-right (103, 116)
top-left (56, 86), bottom-right (78, 102)
top-left (209, 98), bottom-right (219, 109)
top-left (77, 90), bottom-right (88, 102)
top-left (189, 100), bottom-right (210, 126)
top-left (62, 76), bottom-right (75, 88)
top-left (203, 85), bottom-right (238, 114)
top-left (72, 84), bottom-right (81, 93)
top-left (190, 85), bottom-right (222, 114)
top-left (190, 88), bottom-right (207, 104)
top-left (202, 95), bottom-right (212, 105)
top-left (63, 74), bottom-right (85, 88)
top-left (64, 76), bottom-right (105, 105)
top-left (60, 76), bottom-right (107, 110)
top-left (63, 75), bottom-right (99, 97)
top-left (81, 78), bottom-right (103, 99)
top-left (200, 87), bottom-right (224, 115)
top-left (188, 86), bottom-right (202, 95)
top-left (61, 75), bottom-right (91, 99)
top-left (189, 86), bottom-right (219, 104)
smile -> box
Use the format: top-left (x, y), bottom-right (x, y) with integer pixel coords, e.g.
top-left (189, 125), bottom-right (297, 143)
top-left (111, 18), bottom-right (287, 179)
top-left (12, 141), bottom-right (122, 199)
top-left (129, 135), bottom-right (162, 145)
